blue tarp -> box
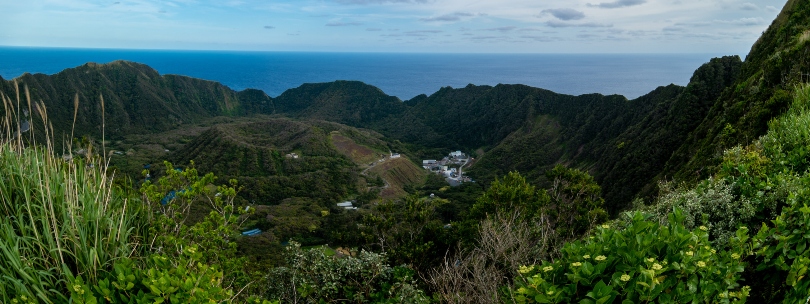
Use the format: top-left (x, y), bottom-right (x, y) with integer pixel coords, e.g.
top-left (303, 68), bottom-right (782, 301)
top-left (160, 189), bottom-right (188, 205)
top-left (242, 228), bottom-right (262, 236)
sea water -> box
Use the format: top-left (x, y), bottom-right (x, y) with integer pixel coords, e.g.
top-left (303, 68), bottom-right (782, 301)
top-left (0, 47), bottom-right (724, 100)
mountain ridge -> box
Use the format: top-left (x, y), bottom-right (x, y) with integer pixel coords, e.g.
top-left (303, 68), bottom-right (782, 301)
top-left (4, 22), bottom-right (805, 213)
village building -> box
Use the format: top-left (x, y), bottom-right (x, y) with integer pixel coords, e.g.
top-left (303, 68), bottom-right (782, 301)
top-left (424, 150), bottom-right (471, 186)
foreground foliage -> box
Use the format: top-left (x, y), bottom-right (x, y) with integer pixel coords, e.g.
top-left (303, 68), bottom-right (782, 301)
top-left (512, 210), bottom-right (750, 303)
top-left (0, 142), bottom-right (136, 303)
top-left (264, 241), bottom-right (429, 303)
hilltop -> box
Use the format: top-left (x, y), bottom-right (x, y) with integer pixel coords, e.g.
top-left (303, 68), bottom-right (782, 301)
top-left (0, 60), bottom-right (273, 140)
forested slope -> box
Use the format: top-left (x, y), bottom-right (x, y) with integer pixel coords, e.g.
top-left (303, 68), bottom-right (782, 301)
top-left (168, 118), bottom-right (380, 204)
top-left (0, 60), bottom-right (273, 140)
top-left (665, 0), bottom-right (810, 183)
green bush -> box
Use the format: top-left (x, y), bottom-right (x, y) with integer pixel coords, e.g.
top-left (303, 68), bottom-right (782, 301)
top-left (512, 209), bottom-right (750, 303)
top-left (69, 247), bottom-right (236, 304)
top-left (644, 179), bottom-right (756, 246)
top-left (751, 177), bottom-right (810, 303)
top-left (264, 241), bottom-right (429, 303)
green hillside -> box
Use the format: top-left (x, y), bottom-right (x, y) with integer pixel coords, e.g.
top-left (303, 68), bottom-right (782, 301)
top-left (272, 76), bottom-right (724, 214)
top-left (167, 118), bottom-right (375, 204)
top-left (0, 60), bottom-right (273, 141)
top-left (665, 0), bottom-right (810, 183)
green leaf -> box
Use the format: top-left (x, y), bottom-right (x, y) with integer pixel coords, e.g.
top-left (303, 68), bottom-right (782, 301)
top-left (687, 274), bottom-right (698, 293)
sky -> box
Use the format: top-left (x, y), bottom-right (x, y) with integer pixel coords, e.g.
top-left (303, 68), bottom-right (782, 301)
top-left (0, 0), bottom-right (786, 54)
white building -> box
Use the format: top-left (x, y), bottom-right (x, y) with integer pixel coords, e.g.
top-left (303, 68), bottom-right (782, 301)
top-left (449, 151), bottom-right (463, 158)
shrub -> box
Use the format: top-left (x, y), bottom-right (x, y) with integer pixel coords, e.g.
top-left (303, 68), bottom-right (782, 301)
top-left (645, 179), bottom-right (756, 246)
top-left (512, 209), bottom-right (751, 303)
top-left (264, 241), bottom-right (429, 303)
top-left (70, 247), bottom-right (236, 304)
top-left (751, 176), bottom-right (810, 303)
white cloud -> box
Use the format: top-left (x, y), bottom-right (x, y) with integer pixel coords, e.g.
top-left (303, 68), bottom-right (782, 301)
top-left (739, 2), bottom-right (758, 10)
top-left (334, 0), bottom-right (430, 4)
top-left (483, 26), bottom-right (518, 32)
top-left (0, 0), bottom-right (790, 53)
top-left (541, 8), bottom-right (586, 21)
top-left (420, 12), bottom-right (474, 22)
top-left (586, 0), bottom-right (646, 9)
top-left (326, 21), bottom-right (363, 26)
top-left (546, 20), bottom-right (613, 28)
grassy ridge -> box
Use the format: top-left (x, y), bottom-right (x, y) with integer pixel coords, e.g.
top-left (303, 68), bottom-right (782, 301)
top-left (366, 157), bottom-right (427, 199)
top-left (0, 92), bottom-right (138, 302)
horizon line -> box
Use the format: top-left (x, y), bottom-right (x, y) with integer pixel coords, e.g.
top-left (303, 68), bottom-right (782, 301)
top-left (0, 45), bottom-right (732, 56)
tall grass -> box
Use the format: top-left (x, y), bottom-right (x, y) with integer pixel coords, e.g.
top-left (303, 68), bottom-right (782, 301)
top-left (0, 83), bottom-right (140, 303)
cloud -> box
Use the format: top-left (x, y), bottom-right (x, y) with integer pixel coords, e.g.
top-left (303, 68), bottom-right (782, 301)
top-left (469, 36), bottom-right (504, 40)
top-left (673, 21), bottom-right (712, 27)
top-left (577, 33), bottom-right (600, 39)
top-left (420, 12), bottom-right (473, 22)
top-left (326, 21), bottom-right (363, 26)
top-left (739, 2), bottom-right (758, 10)
top-left (587, 0), bottom-right (646, 9)
top-left (263, 25), bottom-right (275, 29)
top-left (765, 5), bottom-right (778, 12)
top-left (541, 8), bottom-right (585, 21)
top-left (381, 30), bottom-right (441, 37)
top-left (545, 20), bottom-right (613, 28)
top-left (729, 17), bottom-right (765, 26)
top-left (334, 0), bottom-right (430, 4)
top-left (520, 35), bottom-right (561, 42)
top-left (405, 30), bottom-right (442, 34)
top-left (663, 26), bottom-right (687, 32)
top-left (675, 17), bottom-right (765, 27)
top-left (484, 26), bottom-right (517, 32)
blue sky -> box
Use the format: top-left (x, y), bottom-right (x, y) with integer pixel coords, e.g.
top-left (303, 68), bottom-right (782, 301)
top-left (0, 0), bottom-right (785, 54)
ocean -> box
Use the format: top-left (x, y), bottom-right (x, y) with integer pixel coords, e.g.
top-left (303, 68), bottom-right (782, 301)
top-left (0, 47), bottom-right (724, 100)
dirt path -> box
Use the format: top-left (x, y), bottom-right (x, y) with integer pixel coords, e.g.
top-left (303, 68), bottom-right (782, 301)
top-left (361, 156), bottom-right (392, 191)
